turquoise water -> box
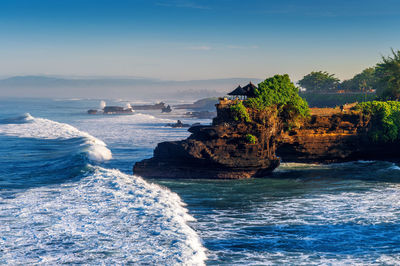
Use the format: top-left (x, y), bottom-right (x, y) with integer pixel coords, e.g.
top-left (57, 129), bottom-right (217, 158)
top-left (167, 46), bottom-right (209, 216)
top-left (1, 98), bottom-right (400, 265)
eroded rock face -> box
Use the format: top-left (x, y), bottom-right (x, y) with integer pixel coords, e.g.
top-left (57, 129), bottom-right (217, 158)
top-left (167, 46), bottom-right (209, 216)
top-left (277, 112), bottom-right (400, 163)
top-left (133, 103), bottom-right (281, 179)
top-left (134, 103), bottom-right (400, 179)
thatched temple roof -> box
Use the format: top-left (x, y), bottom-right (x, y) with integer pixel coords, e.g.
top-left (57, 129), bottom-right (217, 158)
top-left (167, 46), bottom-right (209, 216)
top-left (242, 82), bottom-right (258, 97)
top-left (228, 85), bottom-right (246, 96)
top-left (227, 82), bottom-right (257, 97)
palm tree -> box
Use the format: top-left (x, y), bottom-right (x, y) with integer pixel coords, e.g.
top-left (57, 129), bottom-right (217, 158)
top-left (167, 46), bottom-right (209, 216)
top-left (376, 48), bottom-right (400, 100)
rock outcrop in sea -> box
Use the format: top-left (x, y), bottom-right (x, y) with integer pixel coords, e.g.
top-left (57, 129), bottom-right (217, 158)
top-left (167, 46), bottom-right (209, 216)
top-left (134, 99), bottom-right (400, 179)
top-left (134, 99), bottom-right (281, 178)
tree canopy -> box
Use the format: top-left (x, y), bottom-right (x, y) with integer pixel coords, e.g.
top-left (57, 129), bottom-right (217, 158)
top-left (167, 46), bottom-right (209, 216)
top-left (375, 49), bottom-right (400, 100)
top-left (341, 67), bottom-right (378, 92)
top-left (246, 74), bottom-right (309, 118)
top-left (298, 71), bottom-right (339, 92)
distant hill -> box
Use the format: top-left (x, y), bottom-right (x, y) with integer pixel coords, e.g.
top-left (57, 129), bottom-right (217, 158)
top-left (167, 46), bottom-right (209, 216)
top-left (174, 97), bottom-right (219, 111)
top-left (0, 76), bottom-right (159, 88)
top-left (0, 75), bottom-right (262, 100)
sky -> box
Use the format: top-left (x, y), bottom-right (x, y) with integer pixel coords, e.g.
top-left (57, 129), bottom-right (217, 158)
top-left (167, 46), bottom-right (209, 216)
top-left (0, 0), bottom-right (400, 81)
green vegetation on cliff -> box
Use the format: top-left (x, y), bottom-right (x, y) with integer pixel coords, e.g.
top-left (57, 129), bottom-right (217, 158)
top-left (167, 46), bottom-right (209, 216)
top-left (246, 74), bottom-right (309, 118)
top-left (245, 134), bottom-right (257, 144)
top-left (355, 101), bottom-right (400, 143)
top-left (230, 100), bottom-right (251, 122)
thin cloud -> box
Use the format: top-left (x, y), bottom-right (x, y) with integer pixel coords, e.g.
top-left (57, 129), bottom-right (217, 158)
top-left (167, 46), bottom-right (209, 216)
top-left (186, 46), bottom-right (212, 51)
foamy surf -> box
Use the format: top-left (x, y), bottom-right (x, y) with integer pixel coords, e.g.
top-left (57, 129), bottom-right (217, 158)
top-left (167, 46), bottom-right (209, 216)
top-left (0, 113), bottom-right (206, 265)
top-left (74, 112), bottom-right (192, 150)
top-left (0, 113), bottom-right (112, 162)
top-left (0, 167), bottom-right (207, 265)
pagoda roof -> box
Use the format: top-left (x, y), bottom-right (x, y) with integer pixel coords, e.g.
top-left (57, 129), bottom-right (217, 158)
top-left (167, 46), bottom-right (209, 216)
top-left (242, 82), bottom-right (258, 97)
top-left (227, 85), bottom-right (246, 96)
top-left (227, 82), bottom-right (258, 97)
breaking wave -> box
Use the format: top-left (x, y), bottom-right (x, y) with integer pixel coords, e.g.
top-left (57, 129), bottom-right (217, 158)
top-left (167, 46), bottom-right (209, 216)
top-left (0, 113), bottom-right (111, 162)
top-left (0, 114), bottom-right (206, 265)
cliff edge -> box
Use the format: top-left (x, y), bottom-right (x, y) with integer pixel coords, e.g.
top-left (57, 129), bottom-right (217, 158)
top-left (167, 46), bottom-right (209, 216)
top-left (134, 102), bottom-right (400, 179)
top-left (278, 108), bottom-right (400, 163)
top-left (133, 99), bottom-right (281, 178)
top-left (134, 74), bottom-right (400, 179)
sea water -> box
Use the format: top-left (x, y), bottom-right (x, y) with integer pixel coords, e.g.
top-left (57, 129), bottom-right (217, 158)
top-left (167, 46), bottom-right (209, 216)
top-left (1, 98), bottom-right (400, 265)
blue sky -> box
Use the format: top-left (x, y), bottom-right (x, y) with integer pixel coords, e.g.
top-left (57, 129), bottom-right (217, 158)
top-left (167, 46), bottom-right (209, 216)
top-left (0, 0), bottom-right (399, 81)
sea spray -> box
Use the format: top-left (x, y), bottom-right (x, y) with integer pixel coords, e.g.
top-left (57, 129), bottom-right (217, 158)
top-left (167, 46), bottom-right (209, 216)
top-left (0, 167), bottom-right (207, 265)
top-left (0, 113), bottom-right (112, 162)
top-left (100, 100), bottom-right (106, 109)
top-left (0, 113), bottom-right (206, 264)
top-left (125, 102), bottom-right (132, 109)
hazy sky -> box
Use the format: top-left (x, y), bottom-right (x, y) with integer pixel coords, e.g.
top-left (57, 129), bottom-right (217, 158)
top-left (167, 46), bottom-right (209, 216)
top-left (1, 0), bottom-right (400, 81)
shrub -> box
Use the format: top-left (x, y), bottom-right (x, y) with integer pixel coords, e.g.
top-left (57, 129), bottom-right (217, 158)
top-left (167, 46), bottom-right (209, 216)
top-left (355, 101), bottom-right (400, 142)
top-left (245, 134), bottom-right (257, 144)
top-left (245, 74), bottom-right (310, 119)
top-left (230, 101), bottom-right (251, 122)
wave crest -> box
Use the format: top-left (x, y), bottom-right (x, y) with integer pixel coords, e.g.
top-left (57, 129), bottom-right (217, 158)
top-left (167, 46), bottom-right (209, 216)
top-left (0, 113), bottom-right (111, 162)
top-left (0, 167), bottom-right (207, 265)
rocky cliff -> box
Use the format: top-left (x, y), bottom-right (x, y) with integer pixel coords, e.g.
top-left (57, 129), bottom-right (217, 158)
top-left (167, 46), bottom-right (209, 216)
top-left (134, 101), bottom-right (400, 179)
top-left (277, 111), bottom-right (400, 163)
top-left (133, 100), bottom-right (281, 179)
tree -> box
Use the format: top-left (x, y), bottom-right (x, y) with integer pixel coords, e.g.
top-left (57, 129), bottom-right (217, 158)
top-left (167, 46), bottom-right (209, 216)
top-left (341, 67), bottom-right (378, 92)
top-left (298, 71), bottom-right (339, 92)
top-left (355, 101), bottom-right (400, 142)
top-left (376, 49), bottom-right (400, 100)
top-left (246, 74), bottom-right (309, 118)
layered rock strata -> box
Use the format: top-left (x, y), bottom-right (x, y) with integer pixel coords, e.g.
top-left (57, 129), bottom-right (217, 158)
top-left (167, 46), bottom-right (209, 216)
top-left (134, 102), bottom-right (400, 179)
top-left (277, 112), bottom-right (400, 163)
top-left (134, 100), bottom-right (280, 179)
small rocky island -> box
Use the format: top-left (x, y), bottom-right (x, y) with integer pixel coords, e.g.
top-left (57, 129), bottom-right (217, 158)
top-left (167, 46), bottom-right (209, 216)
top-left (134, 75), bottom-right (400, 179)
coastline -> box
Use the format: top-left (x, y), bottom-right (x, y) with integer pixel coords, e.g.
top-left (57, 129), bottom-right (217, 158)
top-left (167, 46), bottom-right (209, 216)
top-left (134, 98), bottom-right (400, 179)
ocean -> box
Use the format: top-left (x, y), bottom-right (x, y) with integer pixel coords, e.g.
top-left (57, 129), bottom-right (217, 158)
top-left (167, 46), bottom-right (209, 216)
top-left (1, 98), bottom-right (400, 265)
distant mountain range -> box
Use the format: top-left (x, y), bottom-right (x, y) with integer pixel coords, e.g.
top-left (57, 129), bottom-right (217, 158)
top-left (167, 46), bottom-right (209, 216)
top-left (0, 75), bottom-right (261, 88)
top-left (0, 76), bottom-right (262, 100)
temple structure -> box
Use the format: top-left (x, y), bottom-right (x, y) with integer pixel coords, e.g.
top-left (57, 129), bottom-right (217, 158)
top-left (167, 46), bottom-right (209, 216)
top-left (227, 82), bottom-right (258, 100)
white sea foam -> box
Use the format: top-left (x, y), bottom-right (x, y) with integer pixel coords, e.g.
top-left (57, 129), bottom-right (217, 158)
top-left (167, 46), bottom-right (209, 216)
top-left (0, 167), bottom-right (207, 265)
top-left (0, 112), bottom-right (206, 264)
top-left (357, 160), bottom-right (376, 164)
top-left (74, 113), bottom-right (190, 149)
top-left (274, 162), bottom-right (328, 172)
top-left (100, 100), bottom-right (106, 109)
top-left (198, 180), bottom-right (400, 264)
top-left (386, 163), bottom-right (400, 171)
top-left (0, 113), bottom-right (112, 162)
top-left (276, 160), bottom-right (382, 173)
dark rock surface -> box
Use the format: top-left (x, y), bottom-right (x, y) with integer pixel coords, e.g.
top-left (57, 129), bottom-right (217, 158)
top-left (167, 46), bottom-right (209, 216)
top-left (132, 102), bottom-right (166, 110)
top-left (185, 111), bottom-right (217, 119)
top-left (134, 100), bottom-right (281, 179)
top-left (87, 109), bottom-right (97, 114)
top-left (165, 120), bottom-right (191, 128)
top-left (134, 101), bottom-right (400, 179)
